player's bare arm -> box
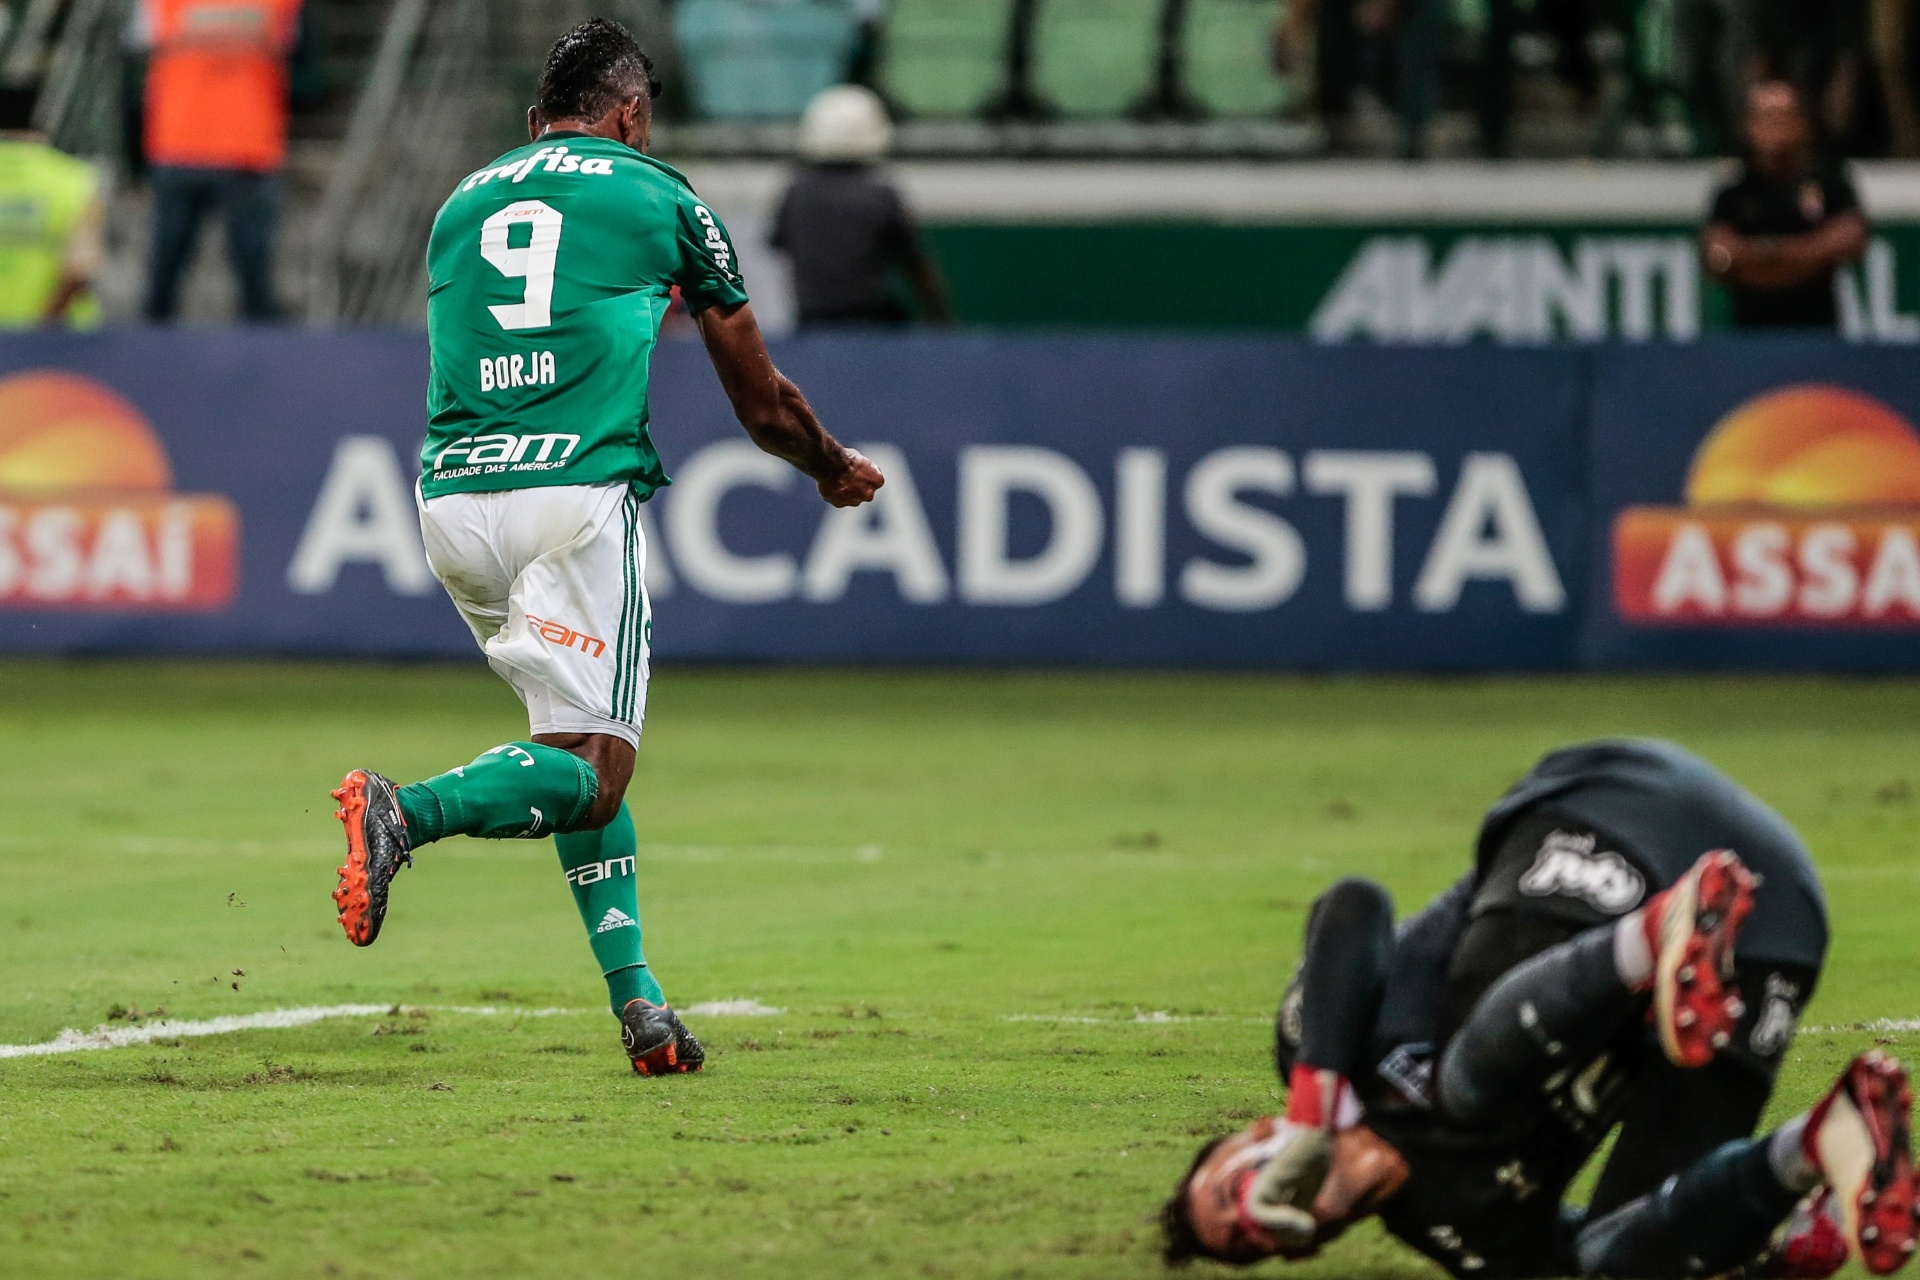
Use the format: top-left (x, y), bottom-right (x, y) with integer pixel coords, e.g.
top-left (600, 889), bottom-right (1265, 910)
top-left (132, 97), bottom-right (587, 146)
top-left (514, 69), bottom-right (880, 514)
top-left (695, 299), bottom-right (883, 508)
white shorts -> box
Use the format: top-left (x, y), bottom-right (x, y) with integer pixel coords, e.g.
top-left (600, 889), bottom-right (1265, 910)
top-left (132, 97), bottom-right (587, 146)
top-left (417, 481), bottom-right (651, 747)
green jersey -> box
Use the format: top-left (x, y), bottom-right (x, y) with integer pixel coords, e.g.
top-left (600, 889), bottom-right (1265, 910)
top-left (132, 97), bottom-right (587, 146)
top-left (421, 133), bottom-right (747, 500)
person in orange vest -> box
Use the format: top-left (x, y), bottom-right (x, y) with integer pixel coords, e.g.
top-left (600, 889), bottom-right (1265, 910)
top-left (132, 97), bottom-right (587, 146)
top-left (138, 0), bottom-right (302, 322)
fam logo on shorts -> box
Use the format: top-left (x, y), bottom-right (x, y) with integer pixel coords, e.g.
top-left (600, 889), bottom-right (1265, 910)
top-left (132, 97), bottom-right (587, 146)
top-left (1518, 830), bottom-right (1646, 913)
top-left (1615, 385), bottom-right (1920, 626)
top-left (0, 370), bottom-right (238, 611)
top-left (526, 612), bottom-right (607, 659)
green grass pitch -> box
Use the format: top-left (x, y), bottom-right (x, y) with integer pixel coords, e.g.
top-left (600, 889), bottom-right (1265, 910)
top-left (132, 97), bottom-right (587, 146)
top-left (2, 662), bottom-right (1919, 1279)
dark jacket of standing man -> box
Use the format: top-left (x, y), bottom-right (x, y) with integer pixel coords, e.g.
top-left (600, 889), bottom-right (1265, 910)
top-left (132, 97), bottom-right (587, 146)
top-left (772, 85), bottom-right (949, 329)
top-left (140, 0), bottom-right (302, 322)
top-left (1703, 80), bottom-right (1869, 331)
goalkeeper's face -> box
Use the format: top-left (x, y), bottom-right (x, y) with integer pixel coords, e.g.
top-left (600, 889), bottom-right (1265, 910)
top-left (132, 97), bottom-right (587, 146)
top-left (1168, 1119), bottom-right (1411, 1266)
top-left (1178, 1120), bottom-right (1295, 1265)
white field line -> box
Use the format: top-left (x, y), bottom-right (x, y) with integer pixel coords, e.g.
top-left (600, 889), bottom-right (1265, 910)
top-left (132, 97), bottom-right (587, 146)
top-left (0, 998), bottom-right (794, 1059)
top-left (43, 1003), bottom-right (1906, 1058)
top-left (1010, 1014), bottom-right (1920, 1034)
top-left (0, 836), bottom-right (888, 862)
top-left (683, 999), bottom-right (785, 1016)
top-left (1005, 1011), bottom-right (1269, 1025)
top-left (0, 1004), bottom-right (393, 1058)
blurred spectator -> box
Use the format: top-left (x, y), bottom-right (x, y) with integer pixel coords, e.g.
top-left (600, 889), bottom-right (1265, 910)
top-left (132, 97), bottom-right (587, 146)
top-left (0, 88), bottom-right (104, 329)
top-left (138, 0), bottom-right (302, 323)
top-left (1480, 0), bottom-right (1600, 157)
top-left (1749, 0), bottom-right (1868, 145)
top-left (1678, 0), bottom-right (1756, 154)
top-left (1871, 0), bottom-right (1920, 155)
top-left (1276, 0), bottom-right (1447, 158)
top-left (772, 85), bottom-right (951, 328)
top-left (1703, 80), bottom-right (1868, 330)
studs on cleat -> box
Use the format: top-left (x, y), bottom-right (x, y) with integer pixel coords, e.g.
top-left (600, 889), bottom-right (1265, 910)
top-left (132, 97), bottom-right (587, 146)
top-left (1865, 1190), bottom-right (1879, 1207)
top-left (1677, 1009), bottom-right (1697, 1028)
top-left (1865, 1226), bottom-right (1882, 1244)
top-left (1726, 999), bottom-right (1746, 1020)
top-left (1711, 1031), bottom-right (1730, 1049)
top-left (1904, 1241), bottom-right (1916, 1256)
top-left (1678, 965), bottom-right (1696, 985)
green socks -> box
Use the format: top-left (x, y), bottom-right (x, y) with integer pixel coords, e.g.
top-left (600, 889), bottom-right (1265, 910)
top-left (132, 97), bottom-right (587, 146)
top-left (555, 802), bottom-right (665, 1014)
top-left (397, 742), bottom-right (597, 843)
top-left (392, 746), bottom-right (661, 1016)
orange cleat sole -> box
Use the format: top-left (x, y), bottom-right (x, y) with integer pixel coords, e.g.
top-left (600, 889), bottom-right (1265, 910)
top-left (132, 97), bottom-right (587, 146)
top-left (630, 1040), bottom-right (701, 1076)
top-left (331, 771), bottom-right (376, 946)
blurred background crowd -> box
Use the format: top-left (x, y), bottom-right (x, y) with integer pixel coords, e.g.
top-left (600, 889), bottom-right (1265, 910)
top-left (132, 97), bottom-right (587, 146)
top-left (0, 0), bottom-right (1912, 328)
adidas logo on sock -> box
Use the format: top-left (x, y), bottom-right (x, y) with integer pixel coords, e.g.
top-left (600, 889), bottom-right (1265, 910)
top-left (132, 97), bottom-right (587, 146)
top-left (596, 908), bottom-right (636, 934)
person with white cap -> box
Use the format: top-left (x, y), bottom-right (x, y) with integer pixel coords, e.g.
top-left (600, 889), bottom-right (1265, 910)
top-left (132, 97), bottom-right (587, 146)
top-left (772, 84), bottom-right (950, 329)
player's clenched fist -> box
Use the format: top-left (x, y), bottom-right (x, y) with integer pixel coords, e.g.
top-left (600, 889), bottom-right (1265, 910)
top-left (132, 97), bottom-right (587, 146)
top-left (818, 447), bottom-right (884, 507)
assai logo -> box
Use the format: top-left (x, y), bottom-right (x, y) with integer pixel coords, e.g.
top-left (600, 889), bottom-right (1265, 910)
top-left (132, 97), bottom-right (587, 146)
top-left (0, 371), bottom-right (238, 611)
top-left (1615, 385), bottom-right (1920, 625)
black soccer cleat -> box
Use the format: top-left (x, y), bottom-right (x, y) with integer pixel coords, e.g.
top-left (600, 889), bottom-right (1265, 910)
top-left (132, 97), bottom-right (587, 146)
top-left (331, 769), bottom-right (412, 947)
top-left (621, 999), bottom-right (705, 1076)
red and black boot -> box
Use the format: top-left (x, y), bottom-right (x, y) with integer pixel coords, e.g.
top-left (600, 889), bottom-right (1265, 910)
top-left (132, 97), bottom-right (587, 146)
top-left (1806, 1051), bottom-right (1920, 1275)
top-left (331, 769), bottom-right (412, 947)
top-left (620, 999), bottom-right (706, 1076)
top-left (1643, 849), bottom-right (1756, 1069)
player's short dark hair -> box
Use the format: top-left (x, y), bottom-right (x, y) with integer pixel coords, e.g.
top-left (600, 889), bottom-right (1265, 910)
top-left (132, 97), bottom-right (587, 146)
top-left (0, 87), bottom-right (38, 133)
top-left (1160, 1136), bottom-right (1229, 1267)
top-left (535, 18), bottom-right (659, 124)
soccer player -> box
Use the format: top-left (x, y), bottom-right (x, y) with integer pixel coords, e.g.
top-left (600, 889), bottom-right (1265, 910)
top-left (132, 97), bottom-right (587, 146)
top-left (1163, 739), bottom-right (1920, 1277)
top-left (327, 19), bottom-right (882, 1076)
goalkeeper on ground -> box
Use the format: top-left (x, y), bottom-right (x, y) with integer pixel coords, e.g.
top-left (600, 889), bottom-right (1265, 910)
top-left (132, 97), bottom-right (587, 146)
top-left (1163, 739), bottom-right (1918, 1278)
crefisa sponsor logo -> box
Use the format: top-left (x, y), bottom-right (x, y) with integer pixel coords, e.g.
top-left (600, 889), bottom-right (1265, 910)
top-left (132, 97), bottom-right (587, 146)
top-left (0, 370), bottom-right (239, 611)
top-left (1615, 384), bottom-right (1920, 626)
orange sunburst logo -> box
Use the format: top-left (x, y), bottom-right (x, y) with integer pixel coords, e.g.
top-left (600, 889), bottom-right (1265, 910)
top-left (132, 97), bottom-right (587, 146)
top-left (1615, 385), bottom-right (1920, 625)
top-left (0, 371), bottom-right (237, 611)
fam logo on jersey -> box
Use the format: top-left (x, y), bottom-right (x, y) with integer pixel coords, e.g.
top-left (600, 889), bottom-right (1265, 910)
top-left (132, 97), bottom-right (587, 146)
top-left (1518, 830), bottom-right (1646, 913)
top-left (1615, 385), bottom-right (1920, 626)
top-left (0, 371), bottom-right (238, 611)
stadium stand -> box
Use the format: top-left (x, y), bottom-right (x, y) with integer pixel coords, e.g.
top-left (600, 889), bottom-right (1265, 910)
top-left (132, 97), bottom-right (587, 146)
top-left (874, 0), bottom-right (1015, 118)
top-left (673, 0), bottom-right (863, 120)
top-left (1030, 0), bottom-right (1164, 118)
top-left (3, 0), bottom-right (1901, 324)
top-left (1181, 0), bottom-right (1290, 117)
